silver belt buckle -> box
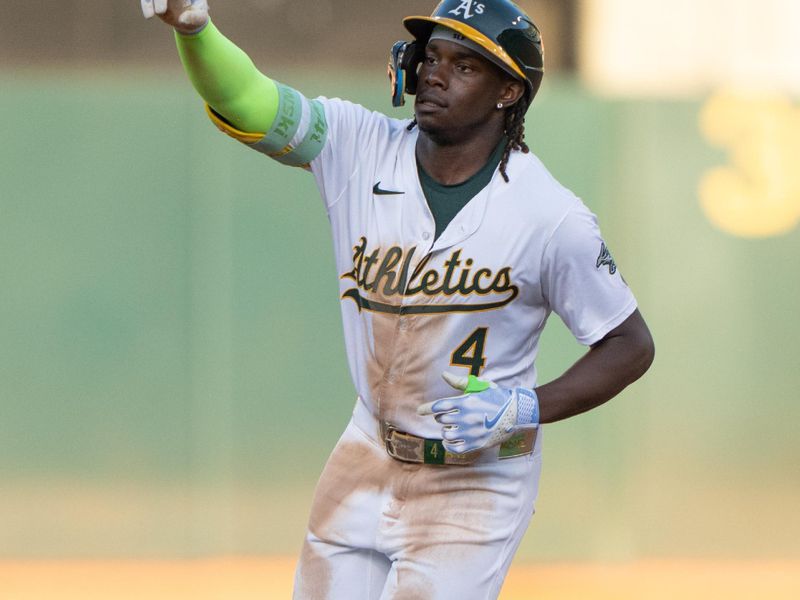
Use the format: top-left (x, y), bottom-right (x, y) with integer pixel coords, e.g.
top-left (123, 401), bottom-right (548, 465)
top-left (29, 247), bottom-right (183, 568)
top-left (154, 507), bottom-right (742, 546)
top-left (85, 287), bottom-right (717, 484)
top-left (382, 422), bottom-right (478, 466)
top-left (383, 423), bottom-right (425, 463)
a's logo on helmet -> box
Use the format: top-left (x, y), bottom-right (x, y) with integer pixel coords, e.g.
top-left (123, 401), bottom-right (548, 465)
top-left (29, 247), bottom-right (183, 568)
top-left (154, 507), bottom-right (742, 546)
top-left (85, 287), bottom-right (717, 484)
top-left (448, 0), bottom-right (485, 20)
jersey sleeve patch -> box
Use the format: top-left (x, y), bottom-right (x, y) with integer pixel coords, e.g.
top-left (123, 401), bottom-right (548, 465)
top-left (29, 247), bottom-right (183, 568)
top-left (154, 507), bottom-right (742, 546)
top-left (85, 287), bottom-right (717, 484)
top-left (204, 82), bottom-right (328, 169)
top-left (541, 206), bottom-right (637, 346)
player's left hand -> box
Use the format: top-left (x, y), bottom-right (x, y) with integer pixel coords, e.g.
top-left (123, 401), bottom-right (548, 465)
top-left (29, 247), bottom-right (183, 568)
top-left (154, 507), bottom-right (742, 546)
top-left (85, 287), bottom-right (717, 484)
top-left (417, 372), bottom-right (540, 454)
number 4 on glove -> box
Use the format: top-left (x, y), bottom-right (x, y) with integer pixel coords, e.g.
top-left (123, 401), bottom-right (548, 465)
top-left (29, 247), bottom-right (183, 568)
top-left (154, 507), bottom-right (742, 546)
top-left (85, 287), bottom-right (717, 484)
top-left (417, 372), bottom-right (540, 454)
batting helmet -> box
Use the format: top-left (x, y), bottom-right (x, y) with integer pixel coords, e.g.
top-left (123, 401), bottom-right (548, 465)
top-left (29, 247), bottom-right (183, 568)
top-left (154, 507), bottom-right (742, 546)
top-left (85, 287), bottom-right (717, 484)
top-left (389, 0), bottom-right (544, 107)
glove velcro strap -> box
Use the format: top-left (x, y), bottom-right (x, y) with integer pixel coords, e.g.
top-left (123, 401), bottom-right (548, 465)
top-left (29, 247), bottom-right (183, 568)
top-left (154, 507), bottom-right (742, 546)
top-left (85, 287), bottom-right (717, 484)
top-left (516, 387), bottom-right (540, 427)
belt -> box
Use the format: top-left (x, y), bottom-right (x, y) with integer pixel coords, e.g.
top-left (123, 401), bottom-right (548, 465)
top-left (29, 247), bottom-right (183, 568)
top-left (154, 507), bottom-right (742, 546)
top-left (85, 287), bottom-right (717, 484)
top-left (380, 422), bottom-right (536, 466)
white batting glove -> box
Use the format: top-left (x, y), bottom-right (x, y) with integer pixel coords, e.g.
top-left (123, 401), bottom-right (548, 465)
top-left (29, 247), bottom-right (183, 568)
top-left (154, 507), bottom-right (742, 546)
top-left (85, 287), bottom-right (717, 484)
top-left (141, 0), bottom-right (209, 34)
top-left (417, 372), bottom-right (540, 455)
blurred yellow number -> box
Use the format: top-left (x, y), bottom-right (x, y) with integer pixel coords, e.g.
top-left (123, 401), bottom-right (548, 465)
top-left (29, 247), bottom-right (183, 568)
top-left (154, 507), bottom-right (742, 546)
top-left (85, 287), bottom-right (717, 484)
top-left (699, 90), bottom-right (800, 238)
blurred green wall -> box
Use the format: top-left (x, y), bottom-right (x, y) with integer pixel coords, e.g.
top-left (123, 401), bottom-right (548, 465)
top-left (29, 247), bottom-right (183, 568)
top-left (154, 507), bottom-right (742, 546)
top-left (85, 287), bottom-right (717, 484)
top-left (1, 71), bottom-right (798, 561)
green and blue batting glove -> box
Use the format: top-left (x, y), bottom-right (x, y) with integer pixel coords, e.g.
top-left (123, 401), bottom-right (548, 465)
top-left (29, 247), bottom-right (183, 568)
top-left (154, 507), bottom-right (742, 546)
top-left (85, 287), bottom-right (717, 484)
top-left (417, 372), bottom-right (540, 455)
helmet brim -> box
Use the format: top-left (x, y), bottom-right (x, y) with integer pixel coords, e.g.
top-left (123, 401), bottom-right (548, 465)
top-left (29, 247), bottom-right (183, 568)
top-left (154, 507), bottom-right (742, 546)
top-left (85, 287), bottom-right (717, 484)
top-left (403, 15), bottom-right (527, 82)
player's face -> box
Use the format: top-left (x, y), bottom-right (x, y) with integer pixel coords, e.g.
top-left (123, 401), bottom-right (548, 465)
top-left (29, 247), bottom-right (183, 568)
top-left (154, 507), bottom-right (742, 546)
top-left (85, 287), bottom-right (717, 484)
top-left (415, 39), bottom-right (523, 142)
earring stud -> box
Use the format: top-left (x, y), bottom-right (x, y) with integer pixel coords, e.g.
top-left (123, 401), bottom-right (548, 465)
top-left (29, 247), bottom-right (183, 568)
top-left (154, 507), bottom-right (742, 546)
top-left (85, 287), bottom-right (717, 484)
top-left (497, 102), bottom-right (504, 109)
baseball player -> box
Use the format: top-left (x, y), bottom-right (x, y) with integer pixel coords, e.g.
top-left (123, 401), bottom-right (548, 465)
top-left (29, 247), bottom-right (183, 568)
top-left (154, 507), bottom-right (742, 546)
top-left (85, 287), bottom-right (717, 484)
top-left (142, 1), bottom-right (655, 598)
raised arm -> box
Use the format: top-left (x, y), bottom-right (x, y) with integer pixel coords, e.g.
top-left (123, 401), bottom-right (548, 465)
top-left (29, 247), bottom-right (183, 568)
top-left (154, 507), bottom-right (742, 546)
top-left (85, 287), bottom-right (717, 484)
top-left (142, 0), bottom-right (328, 168)
top-left (141, 0), bottom-right (278, 134)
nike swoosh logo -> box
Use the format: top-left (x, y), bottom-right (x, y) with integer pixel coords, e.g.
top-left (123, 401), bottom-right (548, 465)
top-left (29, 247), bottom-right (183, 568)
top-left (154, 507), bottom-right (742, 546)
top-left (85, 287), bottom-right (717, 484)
top-left (373, 182), bottom-right (404, 196)
top-left (484, 398), bottom-right (512, 429)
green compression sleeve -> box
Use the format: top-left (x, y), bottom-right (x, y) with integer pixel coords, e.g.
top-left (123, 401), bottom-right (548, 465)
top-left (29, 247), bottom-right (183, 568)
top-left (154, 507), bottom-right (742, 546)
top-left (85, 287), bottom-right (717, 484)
top-left (175, 20), bottom-right (278, 134)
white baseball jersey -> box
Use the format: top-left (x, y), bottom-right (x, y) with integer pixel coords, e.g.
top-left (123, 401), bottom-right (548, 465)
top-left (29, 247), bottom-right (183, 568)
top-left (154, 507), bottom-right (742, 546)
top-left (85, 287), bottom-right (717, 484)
top-left (215, 87), bottom-right (637, 600)
top-left (307, 97), bottom-right (637, 440)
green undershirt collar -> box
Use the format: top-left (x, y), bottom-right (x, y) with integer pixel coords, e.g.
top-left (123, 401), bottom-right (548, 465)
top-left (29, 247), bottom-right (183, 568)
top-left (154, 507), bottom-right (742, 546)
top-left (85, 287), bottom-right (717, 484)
top-left (417, 139), bottom-right (506, 241)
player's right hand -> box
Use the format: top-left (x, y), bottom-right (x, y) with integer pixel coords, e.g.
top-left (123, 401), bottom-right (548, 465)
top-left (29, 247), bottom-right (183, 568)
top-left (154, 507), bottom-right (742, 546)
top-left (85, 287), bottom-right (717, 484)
top-left (141, 0), bottom-right (209, 34)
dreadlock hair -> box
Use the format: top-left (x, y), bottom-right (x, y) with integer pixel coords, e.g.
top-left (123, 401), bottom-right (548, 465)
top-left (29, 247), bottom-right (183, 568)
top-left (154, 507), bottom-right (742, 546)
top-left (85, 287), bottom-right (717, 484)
top-left (499, 96), bottom-right (530, 183)
top-left (405, 95), bottom-right (530, 183)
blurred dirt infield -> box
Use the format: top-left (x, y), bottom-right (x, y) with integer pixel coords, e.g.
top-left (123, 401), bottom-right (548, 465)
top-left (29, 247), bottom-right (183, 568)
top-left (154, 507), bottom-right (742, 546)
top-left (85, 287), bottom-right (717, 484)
top-left (2, 559), bottom-right (798, 599)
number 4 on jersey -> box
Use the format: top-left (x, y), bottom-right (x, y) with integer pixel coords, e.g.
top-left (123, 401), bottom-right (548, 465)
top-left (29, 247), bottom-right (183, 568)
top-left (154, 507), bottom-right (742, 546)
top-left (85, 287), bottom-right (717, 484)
top-left (450, 327), bottom-right (488, 376)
